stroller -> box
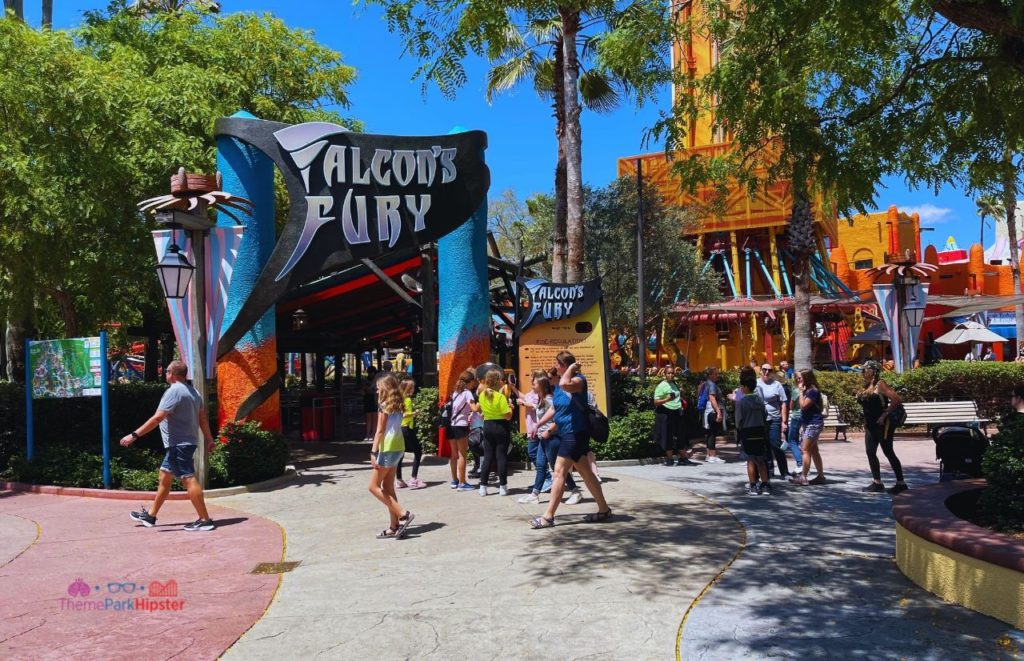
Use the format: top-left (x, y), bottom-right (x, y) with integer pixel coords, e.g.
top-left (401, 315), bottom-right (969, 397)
top-left (932, 425), bottom-right (989, 480)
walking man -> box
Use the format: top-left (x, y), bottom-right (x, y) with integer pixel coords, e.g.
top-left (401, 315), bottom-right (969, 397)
top-left (120, 360), bottom-right (216, 531)
top-left (757, 363), bottom-right (792, 479)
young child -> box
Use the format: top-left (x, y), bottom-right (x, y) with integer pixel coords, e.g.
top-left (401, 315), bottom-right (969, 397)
top-left (518, 375), bottom-right (557, 503)
top-left (368, 374), bottom-right (415, 538)
top-left (396, 377), bottom-right (425, 489)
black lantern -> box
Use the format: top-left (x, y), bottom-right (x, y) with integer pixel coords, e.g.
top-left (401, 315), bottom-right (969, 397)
top-left (292, 308), bottom-right (308, 331)
top-left (156, 242), bottom-right (194, 299)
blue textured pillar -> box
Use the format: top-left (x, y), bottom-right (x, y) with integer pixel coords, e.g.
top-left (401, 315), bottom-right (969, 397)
top-left (437, 125), bottom-right (491, 402)
top-left (215, 110), bottom-right (280, 430)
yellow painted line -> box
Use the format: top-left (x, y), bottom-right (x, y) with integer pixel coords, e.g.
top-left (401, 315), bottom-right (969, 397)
top-left (0, 513), bottom-right (42, 570)
top-left (675, 491), bottom-right (748, 661)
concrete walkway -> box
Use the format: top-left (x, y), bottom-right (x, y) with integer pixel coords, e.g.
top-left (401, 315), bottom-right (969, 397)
top-left (218, 441), bottom-right (741, 660)
top-left (610, 438), bottom-right (1024, 660)
top-left (0, 492), bottom-right (283, 661)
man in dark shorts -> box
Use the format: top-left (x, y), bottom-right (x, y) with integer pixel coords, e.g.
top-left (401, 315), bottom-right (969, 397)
top-left (120, 360), bottom-right (216, 531)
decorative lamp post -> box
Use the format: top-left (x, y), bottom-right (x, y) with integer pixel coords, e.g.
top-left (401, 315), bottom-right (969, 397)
top-left (155, 236), bottom-right (195, 299)
top-left (292, 308), bottom-right (309, 331)
top-left (138, 168), bottom-right (253, 487)
top-left (866, 249), bottom-right (936, 373)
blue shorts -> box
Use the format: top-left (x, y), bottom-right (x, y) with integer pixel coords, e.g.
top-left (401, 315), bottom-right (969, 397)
top-left (160, 445), bottom-right (197, 479)
top-left (556, 433), bottom-right (590, 462)
top-left (376, 451), bottom-right (404, 468)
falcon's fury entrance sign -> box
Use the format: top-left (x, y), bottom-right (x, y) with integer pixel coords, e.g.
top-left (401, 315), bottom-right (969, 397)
top-left (214, 117), bottom-right (490, 357)
top-left (516, 279), bottom-right (611, 419)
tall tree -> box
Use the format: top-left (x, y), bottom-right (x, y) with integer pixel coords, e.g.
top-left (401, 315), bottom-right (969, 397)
top-left (0, 8), bottom-right (358, 364)
top-left (41, 0), bottom-right (51, 29)
top-left (3, 1), bottom-right (23, 21)
top-left (364, 0), bottom-right (674, 283)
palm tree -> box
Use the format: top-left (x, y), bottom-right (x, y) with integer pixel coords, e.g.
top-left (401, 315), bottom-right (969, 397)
top-left (486, 14), bottom-right (621, 284)
top-left (1001, 152), bottom-right (1023, 346)
top-left (3, 1), bottom-right (24, 20)
top-left (786, 183), bottom-right (816, 370)
top-left (976, 194), bottom-right (1004, 249)
top-left (41, 0), bottom-right (51, 29)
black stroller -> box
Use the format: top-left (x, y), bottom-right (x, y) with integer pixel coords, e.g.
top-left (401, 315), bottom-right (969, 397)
top-left (932, 426), bottom-right (989, 480)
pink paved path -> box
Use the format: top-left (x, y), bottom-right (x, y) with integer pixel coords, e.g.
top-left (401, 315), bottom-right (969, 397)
top-left (0, 492), bottom-right (283, 661)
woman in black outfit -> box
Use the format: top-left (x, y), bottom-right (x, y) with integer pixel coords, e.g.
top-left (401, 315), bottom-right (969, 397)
top-left (857, 360), bottom-right (908, 494)
top-left (363, 367), bottom-right (379, 441)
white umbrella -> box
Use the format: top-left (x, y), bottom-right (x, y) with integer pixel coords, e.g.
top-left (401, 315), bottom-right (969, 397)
top-left (934, 320), bottom-right (1007, 345)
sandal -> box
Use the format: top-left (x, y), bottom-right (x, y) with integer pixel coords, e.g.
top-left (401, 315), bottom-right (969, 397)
top-left (584, 509), bottom-right (613, 523)
top-left (376, 527), bottom-right (399, 539)
top-left (397, 511), bottom-right (415, 538)
top-left (529, 516), bottom-right (555, 529)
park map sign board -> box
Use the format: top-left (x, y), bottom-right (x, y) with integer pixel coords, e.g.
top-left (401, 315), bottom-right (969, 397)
top-left (29, 338), bottom-right (103, 399)
top-left (516, 279), bottom-right (611, 420)
top-left (213, 118), bottom-right (490, 358)
top-left (24, 334), bottom-right (112, 487)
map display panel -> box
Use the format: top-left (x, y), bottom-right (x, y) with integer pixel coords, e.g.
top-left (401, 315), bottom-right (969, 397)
top-left (29, 338), bottom-right (102, 399)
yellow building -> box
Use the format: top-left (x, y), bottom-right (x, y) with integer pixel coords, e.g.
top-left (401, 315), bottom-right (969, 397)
top-left (616, 0), bottom-right (846, 371)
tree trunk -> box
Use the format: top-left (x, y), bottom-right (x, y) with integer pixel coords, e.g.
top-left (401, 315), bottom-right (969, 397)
top-left (0, 320), bottom-right (6, 380)
top-left (1003, 152), bottom-right (1023, 349)
top-left (559, 6), bottom-right (585, 284)
top-left (787, 193), bottom-right (815, 370)
top-left (3, 0), bottom-right (24, 20)
top-left (551, 35), bottom-right (568, 284)
top-left (5, 320), bottom-right (28, 382)
top-left (42, 0), bottom-right (52, 29)
top-left (48, 287), bottom-right (79, 338)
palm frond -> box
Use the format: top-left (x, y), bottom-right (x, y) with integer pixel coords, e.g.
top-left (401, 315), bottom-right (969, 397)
top-left (526, 15), bottom-right (561, 43)
top-left (533, 57), bottom-right (556, 99)
top-left (485, 51), bottom-right (538, 102)
top-left (579, 69), bottom-right (621, 114)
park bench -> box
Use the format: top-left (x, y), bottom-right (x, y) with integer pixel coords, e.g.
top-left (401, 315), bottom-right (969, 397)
top-left (901, 400), bottom-right (988, 432)
top-left (822, 404), bottom-right (849, 442)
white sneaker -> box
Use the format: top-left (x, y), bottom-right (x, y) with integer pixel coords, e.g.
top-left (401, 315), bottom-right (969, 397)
top-left (517, 492), bottom-right (539, 504)
top-left (707, 456), bottom-right (725, 464)
top-left (499, 485), bottom-right (509, 497)
top-left (565, 489), bottom-right (583, 505)
top-left (479, 485), bottom-right (487, 497)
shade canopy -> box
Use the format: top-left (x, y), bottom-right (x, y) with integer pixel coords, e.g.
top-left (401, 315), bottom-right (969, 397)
top-left (934, 321), bottom-right (1008, 345)
top-left (849, 323), bottom-right (890, 343)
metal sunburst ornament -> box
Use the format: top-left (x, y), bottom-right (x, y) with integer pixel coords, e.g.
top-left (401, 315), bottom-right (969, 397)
top-left (137, 167), bottom-right (254, 223)
top-left (865, 249), bottom-right (938, 282)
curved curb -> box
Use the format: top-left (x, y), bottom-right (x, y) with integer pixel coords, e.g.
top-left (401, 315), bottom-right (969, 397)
top-left (892, 479), bottom-right (1024, 630)
top-left (0, 466), bottom-right (299, 501)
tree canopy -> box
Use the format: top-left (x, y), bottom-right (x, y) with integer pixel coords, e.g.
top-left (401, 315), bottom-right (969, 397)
top-left (0, 4), bottom-right (358, 340)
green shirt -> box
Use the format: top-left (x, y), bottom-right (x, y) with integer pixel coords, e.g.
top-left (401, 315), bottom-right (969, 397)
top-left (402, 397), bottom-right (415, 428)
top-left (654, 380), bottom-right (682, 411)
top-left (479, 389), bottom-right (512, 420)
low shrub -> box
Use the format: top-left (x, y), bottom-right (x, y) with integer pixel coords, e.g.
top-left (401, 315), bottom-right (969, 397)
top-left (411, 387), bottom-right (440, 454)
top-left (213, 420), bottom-right (289, 487)
top-left (978, 414), bottom-right (1024, 532)
top-left (594, 410), bottom-right (658, 460)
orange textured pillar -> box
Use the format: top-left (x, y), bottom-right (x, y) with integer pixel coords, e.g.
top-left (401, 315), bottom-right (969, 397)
top-left (830, 244), bottom-right (851, 289)
top-left (924, 244), bottom-right (939, 266)
top-left (969, 244), bottom-right (985, 293)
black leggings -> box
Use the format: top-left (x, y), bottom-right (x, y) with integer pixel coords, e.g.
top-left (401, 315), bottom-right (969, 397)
top-left (396, 427), bottom-right (422, 480)
top-left (865, 422), bottom-right (903, 482)
top-left (479, 420), bottom-right (511, 486)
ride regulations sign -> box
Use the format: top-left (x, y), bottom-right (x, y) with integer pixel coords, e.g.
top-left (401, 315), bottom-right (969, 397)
top-left (29, 338), bottom-right (103, 399)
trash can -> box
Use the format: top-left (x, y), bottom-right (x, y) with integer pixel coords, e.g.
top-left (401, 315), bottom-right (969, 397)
top-left (300, 394), bottom-right (336, 441)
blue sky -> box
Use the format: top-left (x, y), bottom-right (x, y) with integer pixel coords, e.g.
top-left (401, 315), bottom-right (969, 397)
top-left (38, 0), bottom-right (980, 252)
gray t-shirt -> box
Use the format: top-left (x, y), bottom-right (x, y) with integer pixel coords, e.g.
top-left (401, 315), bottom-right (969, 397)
top-left (735, 391), bottom-right (767, 430)
top-left (755, 379), bottom-right (788, 421)
top-left (158, 381), bottom-right (202, 448)
top-left (703, 380), bottom-right (723, 419)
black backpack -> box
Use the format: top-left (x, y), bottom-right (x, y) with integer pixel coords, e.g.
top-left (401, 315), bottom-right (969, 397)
top-left (589, 408), bottom-right (610, 445)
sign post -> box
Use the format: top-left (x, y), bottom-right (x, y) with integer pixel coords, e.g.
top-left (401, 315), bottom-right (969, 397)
top-left (24, 339), bottom-right (33, 461)
top-left (100, 331), bottom-right (111, 489)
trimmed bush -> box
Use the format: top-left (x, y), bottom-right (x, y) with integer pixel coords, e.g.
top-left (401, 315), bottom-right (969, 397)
top-left (594, 410), bottom-right (658, 460)
top-left (212, 420), bottom-right (289, 488)
top-left (978, 414), bottom-right (1024, 532)
top-left (411, 387), bottom-right (440, 454)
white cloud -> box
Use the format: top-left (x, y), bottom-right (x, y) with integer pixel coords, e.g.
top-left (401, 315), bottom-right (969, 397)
top-left (899, 204), bottom-right (953, 225)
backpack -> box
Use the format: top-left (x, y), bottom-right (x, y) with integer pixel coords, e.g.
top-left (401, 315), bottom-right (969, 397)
top-left (438, 397), bottom-right (454, 430)
top-left (696, 381), bottom-right (709, 413)
top-left (589, 408), bottom-right (610, 445)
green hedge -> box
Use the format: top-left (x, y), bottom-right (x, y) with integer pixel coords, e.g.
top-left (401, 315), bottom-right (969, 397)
top-left (979, 414), bottom-right (1024, 532)
top-left (411, 387), bottom-right (440, 454)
